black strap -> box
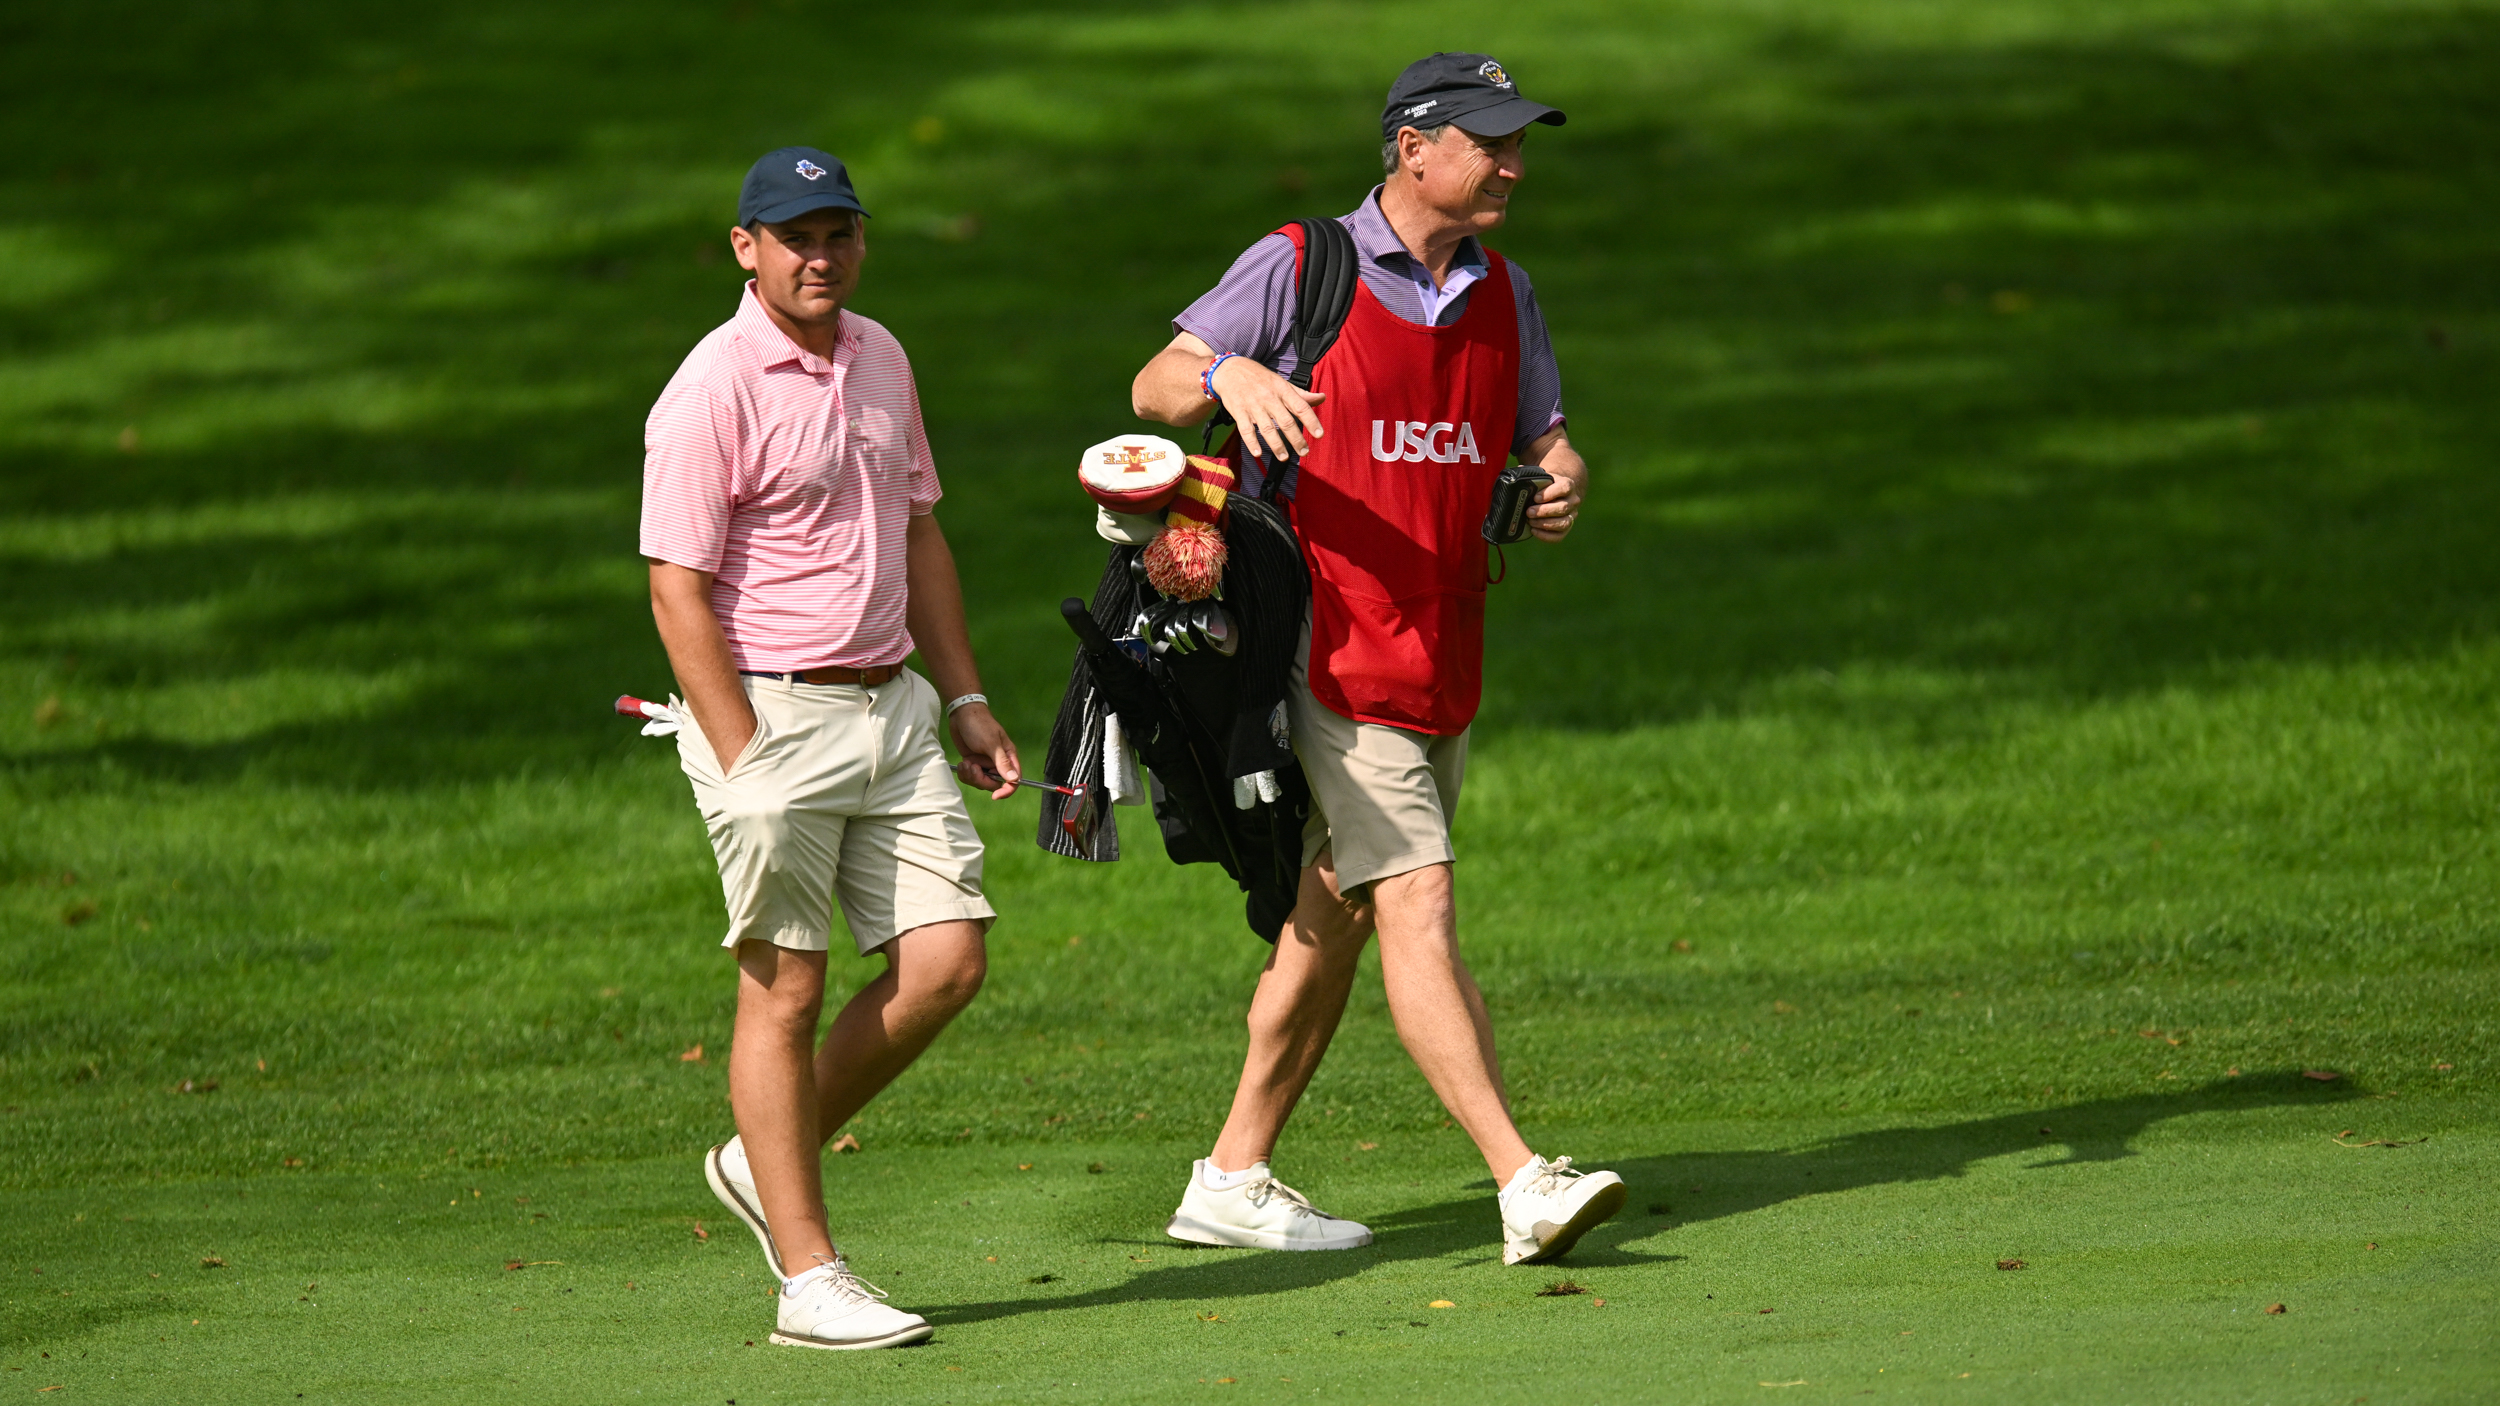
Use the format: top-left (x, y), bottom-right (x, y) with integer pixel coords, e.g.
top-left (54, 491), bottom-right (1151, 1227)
top-left (1225, 216), bottom-right (1360, 493)
top-left (1286, 216), bottom-right (1358, 391)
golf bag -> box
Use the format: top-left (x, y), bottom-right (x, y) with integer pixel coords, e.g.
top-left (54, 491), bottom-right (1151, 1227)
top-left (1036, 216), bottom-right (1359, 941)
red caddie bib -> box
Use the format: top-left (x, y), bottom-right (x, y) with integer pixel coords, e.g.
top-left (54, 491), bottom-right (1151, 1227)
top-left (1281, 228), bottom-right (1519, 735)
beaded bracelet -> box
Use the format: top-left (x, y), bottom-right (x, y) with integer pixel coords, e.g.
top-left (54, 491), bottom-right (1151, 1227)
top-left (1200, 352), bottom-right (1239, 400)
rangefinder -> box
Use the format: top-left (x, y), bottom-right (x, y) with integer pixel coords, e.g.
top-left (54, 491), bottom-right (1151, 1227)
top-left (1482, 464), bottom-right (1555, 545)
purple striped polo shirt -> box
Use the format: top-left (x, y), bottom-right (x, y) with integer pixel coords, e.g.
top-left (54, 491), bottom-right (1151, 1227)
top-left (1174, 186), bottom-right (1565, 498)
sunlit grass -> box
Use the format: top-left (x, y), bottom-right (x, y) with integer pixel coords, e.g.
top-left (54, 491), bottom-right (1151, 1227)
top-left (2, 0), bottom-right (2495, 1398)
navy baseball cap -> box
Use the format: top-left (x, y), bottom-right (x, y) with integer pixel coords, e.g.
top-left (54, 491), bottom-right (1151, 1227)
top-left (738, 146), bottom-right (870, 227)
top-left (1381, 53), bottom-right (1566, 139)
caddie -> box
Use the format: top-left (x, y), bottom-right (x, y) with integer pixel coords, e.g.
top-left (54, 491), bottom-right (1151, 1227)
top-left (643, 146), bottom-right (1019, 1349)
top-left (1130, 54), bottom-right (1625, 1264)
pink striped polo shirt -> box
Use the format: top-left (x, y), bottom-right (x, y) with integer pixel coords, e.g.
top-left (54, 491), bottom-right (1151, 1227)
top-left (641, 283), bottom-right (943, 672)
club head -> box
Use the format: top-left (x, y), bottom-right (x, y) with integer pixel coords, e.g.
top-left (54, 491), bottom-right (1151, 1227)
top-left (1192, 602), bottom-right (1238, 657)
top-left (1057, 785), bottom-right (1101, 851)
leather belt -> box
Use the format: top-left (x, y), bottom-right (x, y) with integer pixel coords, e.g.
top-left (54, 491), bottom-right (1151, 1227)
top-left (740, 664), bottom-right (903, 687)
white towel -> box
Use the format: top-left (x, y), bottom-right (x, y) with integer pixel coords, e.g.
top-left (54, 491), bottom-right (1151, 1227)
top-left (1104, 713), bottom-right (1146, 805)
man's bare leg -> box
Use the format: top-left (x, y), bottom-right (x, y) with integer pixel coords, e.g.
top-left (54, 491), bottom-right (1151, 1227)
top-left (730, 923), bottom-right (987, 1276)
top-left (1208, 855), bottom-right (1373, 1171)
top-left (1371, 862), bottom-right (1535, 1185)
top-left (729, 941), bottom-right (839, 1273)
top-left (813, 920), bottom-right (988, 1135)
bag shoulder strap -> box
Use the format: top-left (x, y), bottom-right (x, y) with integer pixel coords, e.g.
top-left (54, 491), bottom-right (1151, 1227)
top-left (1285, 216), bottom-right (1359, 391)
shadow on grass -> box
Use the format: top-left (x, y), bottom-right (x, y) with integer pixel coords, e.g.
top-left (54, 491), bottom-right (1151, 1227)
top-left (3, 3), bottom-right (2497, 803)
top-left (924, 1071), bottom-right (2358, 1324)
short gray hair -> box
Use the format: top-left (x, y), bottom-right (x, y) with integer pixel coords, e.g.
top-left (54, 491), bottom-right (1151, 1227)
top-left (1381, 123), bottom-right (1453, 174)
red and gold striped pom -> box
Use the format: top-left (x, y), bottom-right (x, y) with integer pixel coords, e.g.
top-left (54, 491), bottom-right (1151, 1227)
top-left (1143, 521), bottom-right (1226, 601)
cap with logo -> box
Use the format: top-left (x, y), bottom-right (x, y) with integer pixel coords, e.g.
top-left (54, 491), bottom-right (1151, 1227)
top-left (1380, 53), bottom-right (1566, 139)
top-left (739, 146), bottom-right (870, 227)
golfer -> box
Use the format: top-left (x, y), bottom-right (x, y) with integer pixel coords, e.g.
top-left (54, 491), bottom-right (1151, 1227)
top-left (643, 147), bottom-right (1018, 1349)
top-left (1130, 54), bottom-right (1625, 1264)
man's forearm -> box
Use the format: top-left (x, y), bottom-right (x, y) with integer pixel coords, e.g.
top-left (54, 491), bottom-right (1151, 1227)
top-left (1132, 334), bottom-right (1221, 428)
top-left (649, 561), bottom-right (757, 766)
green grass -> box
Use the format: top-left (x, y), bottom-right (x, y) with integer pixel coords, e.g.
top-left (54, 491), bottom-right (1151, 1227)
top-left (4, 0), bottom-right (2498, 1399)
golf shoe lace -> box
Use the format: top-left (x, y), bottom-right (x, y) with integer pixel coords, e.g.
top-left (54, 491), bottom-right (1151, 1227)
top-left (791, 1253), bottom-right (894, 1306)
top-left (1243, 1175), bottom-right (1324, 1218)
top-left (1521, 1156), bottom-right (1584, 1199)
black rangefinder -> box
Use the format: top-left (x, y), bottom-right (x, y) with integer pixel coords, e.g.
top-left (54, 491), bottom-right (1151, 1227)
top-left (1482, 464), bottom-right (1554, 545)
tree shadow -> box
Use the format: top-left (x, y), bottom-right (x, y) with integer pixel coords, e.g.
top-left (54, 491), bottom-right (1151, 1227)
top-left (922, 1070), bottom-right (2357, 1324)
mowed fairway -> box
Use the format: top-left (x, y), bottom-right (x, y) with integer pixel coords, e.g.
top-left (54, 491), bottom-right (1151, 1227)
top-left (4, 0), bottom-right (2497, 1400)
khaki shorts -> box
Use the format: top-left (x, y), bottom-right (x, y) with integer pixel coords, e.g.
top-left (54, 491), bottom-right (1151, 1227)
top-left (677, 670), bottom-right (995, 955)
top-left (1289, 619), bottom-right (1469, 893)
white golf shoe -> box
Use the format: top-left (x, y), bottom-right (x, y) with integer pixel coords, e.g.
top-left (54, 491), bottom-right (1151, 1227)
top-left (770, 1255), bottom-right (932, 1351)
top-left (705, 1136), bottom-right (780, 1277)
top-left (1165, 1159), bottom-right (1373, 1250)
top-left (1499, 1155), bottom-right (1627, 1265)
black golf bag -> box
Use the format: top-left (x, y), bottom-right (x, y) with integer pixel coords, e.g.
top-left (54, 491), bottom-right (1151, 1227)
top-left (1035, 217), bottom-right (1359, 941)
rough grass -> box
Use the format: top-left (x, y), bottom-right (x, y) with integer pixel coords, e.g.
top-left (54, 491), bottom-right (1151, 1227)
top-left (3, 0), bottom-right (2497, 1399)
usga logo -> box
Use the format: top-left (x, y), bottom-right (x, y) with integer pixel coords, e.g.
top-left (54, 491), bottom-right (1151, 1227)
top-left (1371, 419), bottom-right (1483, 464)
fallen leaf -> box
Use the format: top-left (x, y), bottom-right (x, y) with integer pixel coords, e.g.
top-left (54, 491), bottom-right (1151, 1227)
top-left (1537, 1280), bottom-right (1586, 1297)
top-left (256, 1059), bottom-right (267, 1072)
top-left (946, 1365), bottom-right (963, 1371)
top-left (1958, 1372), bottom-right (1972, 1379)
top-left (2331, 1133), bottom-right (2428, 1149)
top-left (2365, 1242), bottom-right (2378, 1250)
top-left (62, 901), bottom-right (97, 927)
top-left (692, 1221), bottom-right (710, 1241)
top-left (283, 1157), bottom-right (303, 1168)
top-left (1760, 1381), bottom-right (1808, 1389)
top-left (1087, 1161), bottom-right (1108, 1174)
top-left (830, 1133), bottom-right (860, 1154)
top-left (1997, 1259), bottom-right (2027, 1271)
top-left (1027, 1273), bottom-right (1057, 1284)
top-left (1591, 1297), bottom-right (1606, 1306)
top-left (1357, 1141), bottom-right (1379, 1151)
top-left (1429, 1300), bottom-right (1455, 1308)
top-left (679, 1044), bottom-right (705, 1063)
top-left (1758, 1307), bottom-right (1775, 1314)
top-left (985, 1255), bottom-right (998, 1262)
top-left (2266, 1303), bottom-right (2287, 1315)
top-left (1198, 1312), bottom-right (1222, 1322)
top-left (505, 1260), bottom-right (524, 1271)
top-left (1772, 1000), bottom-right (1797, 1014)
top-left (200, 1257), bottom-right (225, 1268)
top-left (1217, 1378), bottom-right (1237, 1385)
top-left (1672, 939), bottom-right (1692, 952)
top-left (1133, 1111), bottom-right (1150, 1121)
top-left (2037, 1127), bottom-right (2053, 1136)
top-left (2435, 1062), bottom-right (2453, 1072)
top-left (2302, 1069), bottom-right (2340, 1082)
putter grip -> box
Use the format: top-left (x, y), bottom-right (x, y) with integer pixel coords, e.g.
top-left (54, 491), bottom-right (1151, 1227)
top-left (1060, 597), bottom-right (1118, 657)
top-left (615, 694), bottom-right (653, 718)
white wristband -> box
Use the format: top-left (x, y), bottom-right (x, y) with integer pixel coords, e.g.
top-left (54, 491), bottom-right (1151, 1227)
top-left (944, 693), bottom-right (988, 717)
